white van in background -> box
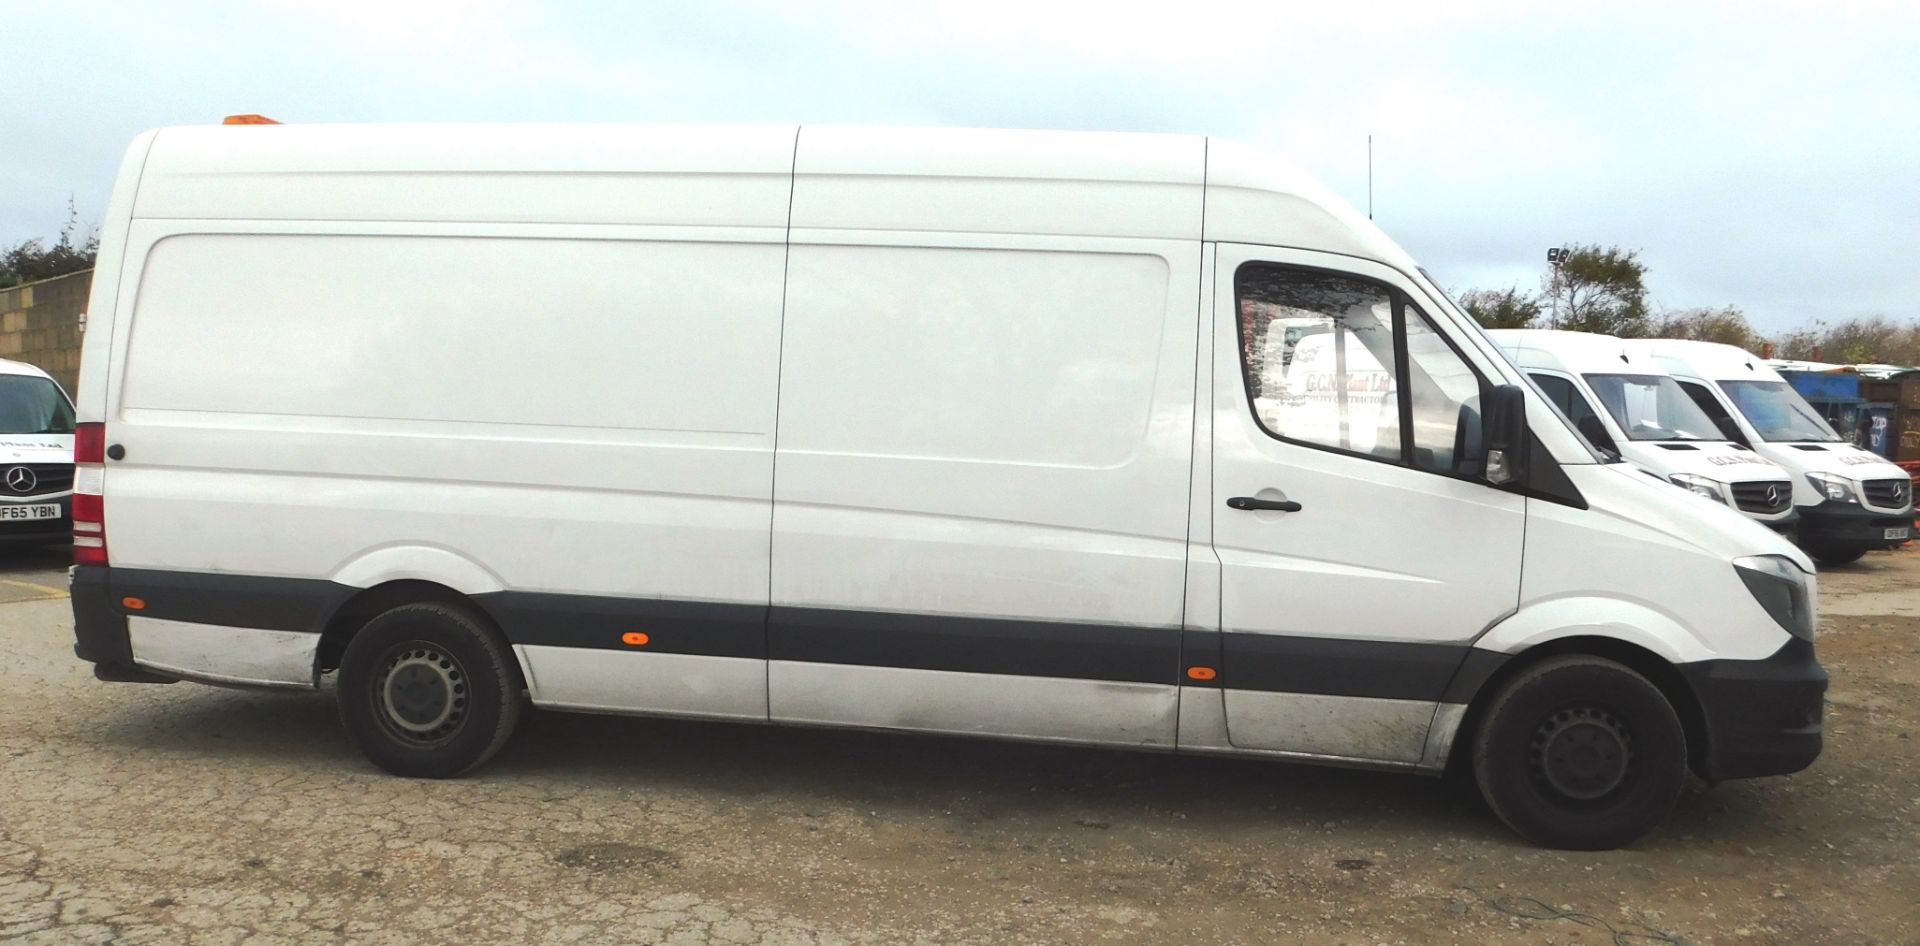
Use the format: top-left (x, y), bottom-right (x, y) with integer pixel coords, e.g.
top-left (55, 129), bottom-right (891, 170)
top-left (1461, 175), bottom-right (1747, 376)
top-left (1629, 340), bottom-right (1914, 564)
top-left (1253, 324), bottom-right (1396, 460)
top-left (1490, 331), bottom-right (1797, 530)
top-left (1254, 315), bottom-right (1486, 473)
top-left (71, 122), bottom-right (1828, 850)
top-left (0, 358), bottom-right (77, 545)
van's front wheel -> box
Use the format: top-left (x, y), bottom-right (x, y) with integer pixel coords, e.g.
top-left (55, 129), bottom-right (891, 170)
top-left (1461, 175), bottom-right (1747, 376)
top-left (1804, 543), bottom-right (1866, 567)
top-left (337, 602), bottom-right (523, 778)
top-left (1471, 656), bottom-right (1688, 850)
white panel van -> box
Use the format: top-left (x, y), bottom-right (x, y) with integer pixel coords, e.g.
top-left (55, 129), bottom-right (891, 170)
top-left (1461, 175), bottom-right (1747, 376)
top-left (1627, 339), bottom-right (1914, 564)
top-left (71, 123), bottom-right (1827, 849)
top-left (0, 358), bottom-right (77, 544)
top-left (1489, 330), bottom-right (1797, 530)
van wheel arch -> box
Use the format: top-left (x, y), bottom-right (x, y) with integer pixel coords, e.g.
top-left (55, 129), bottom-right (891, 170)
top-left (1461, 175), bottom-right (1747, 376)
top-left (1449, 636), bottom-right (1709, 779)
top-left (315, 581), bottom-right (513, 681)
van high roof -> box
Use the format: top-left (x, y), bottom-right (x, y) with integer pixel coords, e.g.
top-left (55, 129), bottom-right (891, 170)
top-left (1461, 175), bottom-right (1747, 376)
top-left (130, 123), bottom-right (1416, 272)
top-left (1488, 329), bottom-right (1674, 377)
top-left (1621, 338), bottom-right (1776, 382)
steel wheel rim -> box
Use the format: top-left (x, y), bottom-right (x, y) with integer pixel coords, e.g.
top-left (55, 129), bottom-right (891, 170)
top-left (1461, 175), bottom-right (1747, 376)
top-left (374, 643), bottom-right (469, 744)
top-left (1529, 705), bottom-right (1634, 802)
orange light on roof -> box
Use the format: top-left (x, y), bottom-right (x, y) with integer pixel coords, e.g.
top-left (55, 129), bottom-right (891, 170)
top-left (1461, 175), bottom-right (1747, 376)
top-left (1186, 666), bottom-right (1217, 681)
top-left (223, 114), bottom-right (281, 125)
top-left (122, 596), bottom-right (147, 610)
top-left (621, 632), bottom-right (650, 647)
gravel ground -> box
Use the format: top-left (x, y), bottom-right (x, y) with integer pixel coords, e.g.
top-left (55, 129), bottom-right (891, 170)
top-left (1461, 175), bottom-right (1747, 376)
top-left (2, 545), bottom-right (1916, 945)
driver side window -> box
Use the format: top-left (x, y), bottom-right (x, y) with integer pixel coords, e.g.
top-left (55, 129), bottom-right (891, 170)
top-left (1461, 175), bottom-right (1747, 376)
top-left (1529, 373), bottom-right (1618, 453)
top-left (1234, 263), bottom-right (1488, 477)
top-left (1237, 269), bottom-right (1400, 461)
top-left (1676, 379), bottom-right (1750, 445)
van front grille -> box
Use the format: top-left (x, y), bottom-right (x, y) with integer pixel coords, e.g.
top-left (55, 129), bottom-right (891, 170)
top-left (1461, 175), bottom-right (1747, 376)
top-left (1732, 480), bottom-right (1793, 515)
top-left (0, 463), bottom-right (72, 497)
top-left (1863, 478), bottom-right (1912, 510)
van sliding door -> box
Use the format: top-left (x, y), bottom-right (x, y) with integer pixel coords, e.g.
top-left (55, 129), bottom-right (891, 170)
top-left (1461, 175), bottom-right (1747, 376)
top-left (764, 128), bottom-right (1206, 745)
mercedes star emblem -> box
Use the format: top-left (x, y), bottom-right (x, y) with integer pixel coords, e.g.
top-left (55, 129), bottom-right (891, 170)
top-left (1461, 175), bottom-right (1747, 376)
top-left (3, 466), bottom-right (36, 494)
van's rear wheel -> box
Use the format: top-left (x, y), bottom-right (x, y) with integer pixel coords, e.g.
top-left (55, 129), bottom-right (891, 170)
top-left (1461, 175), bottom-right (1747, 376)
top-left (337, 602), bottom-right (522, 778)
top-left (1471, 655), bottom-right (1687, 850)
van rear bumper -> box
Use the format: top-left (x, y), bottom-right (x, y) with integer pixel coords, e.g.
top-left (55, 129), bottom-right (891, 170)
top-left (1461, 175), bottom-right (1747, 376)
top-left (69, 565), bottom-right (177, 684)
top-left (1680, 635), bottom-right (1825, 781)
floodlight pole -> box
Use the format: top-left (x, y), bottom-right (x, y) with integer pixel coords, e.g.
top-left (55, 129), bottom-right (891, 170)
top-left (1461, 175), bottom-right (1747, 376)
top-left (1546, 246), bottom-right (1565, 329)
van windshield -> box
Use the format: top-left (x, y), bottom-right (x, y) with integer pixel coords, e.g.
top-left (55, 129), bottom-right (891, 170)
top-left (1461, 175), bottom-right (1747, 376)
top-left (0, 375), bottom-right (75, 434)
top-left (1582, 373), bottom-right (1724, 442)
top-left (1721, 380), bottom-right (1843, 442)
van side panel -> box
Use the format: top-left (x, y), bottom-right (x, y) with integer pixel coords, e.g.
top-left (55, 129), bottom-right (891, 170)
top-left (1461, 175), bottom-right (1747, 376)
top-left (768, 233), bottom-right (1202, 745)
top-left (120, 234), bottom-right (776, 436)
top-left (73, 130), bottom-right (159, 422)
top-left (106, 225), bottom-right (789, 707)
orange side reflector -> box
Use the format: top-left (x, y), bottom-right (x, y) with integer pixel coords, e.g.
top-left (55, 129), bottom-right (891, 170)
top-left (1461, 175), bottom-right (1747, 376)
top-left (621, 632), bottom-right (650, 647)
top-left (121, 596), bottom-right (147, 610)
top-left (223, 114), bottom-right (282, 125)
top-left (1186, 666), bottom-right (1217, 681)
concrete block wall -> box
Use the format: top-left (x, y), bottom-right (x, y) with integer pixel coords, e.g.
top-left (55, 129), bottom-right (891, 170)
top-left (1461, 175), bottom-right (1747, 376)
top-left (0, 269), bottom-right (90, 396)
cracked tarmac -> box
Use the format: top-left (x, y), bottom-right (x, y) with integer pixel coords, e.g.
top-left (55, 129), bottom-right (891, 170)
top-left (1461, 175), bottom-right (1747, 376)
top-left (3, 545), bottom-right (1918, 944)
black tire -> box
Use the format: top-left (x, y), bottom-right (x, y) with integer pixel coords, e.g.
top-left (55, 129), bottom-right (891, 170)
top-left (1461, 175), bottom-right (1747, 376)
top-left (336, 601), bottom-right (522, 778)
top-left (1804, 544), bottom-right (1867, 567)
top-left (1471, 655), bottom-right (1687, 850)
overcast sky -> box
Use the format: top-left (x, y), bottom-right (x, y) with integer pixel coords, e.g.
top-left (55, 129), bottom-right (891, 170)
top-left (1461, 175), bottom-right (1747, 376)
top-left (5, 0), bottom-right (1915, 333)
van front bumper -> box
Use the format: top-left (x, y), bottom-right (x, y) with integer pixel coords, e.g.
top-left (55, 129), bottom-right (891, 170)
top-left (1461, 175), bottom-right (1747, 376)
top-left (1798, 501), bottom-right (1913, 549)
top-left (70, 565), bottom-right (177, 684)
top-left (1680, 635), bottom-right (1825, 781)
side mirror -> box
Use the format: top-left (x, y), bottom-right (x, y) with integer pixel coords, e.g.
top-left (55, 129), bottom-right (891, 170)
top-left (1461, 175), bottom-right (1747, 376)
top-left (1483, 384), bottom-right (1529, 486)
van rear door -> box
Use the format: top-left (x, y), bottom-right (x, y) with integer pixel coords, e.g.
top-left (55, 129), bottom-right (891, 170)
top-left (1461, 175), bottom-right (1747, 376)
top-left (1207, 245), bottom-right (1525, 763)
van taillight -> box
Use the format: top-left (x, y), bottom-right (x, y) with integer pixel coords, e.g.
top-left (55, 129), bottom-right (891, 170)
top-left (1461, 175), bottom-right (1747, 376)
top-left (75, 423), bottom-right (105, 464)
top-left (73, 422), bottom-right (107, 565)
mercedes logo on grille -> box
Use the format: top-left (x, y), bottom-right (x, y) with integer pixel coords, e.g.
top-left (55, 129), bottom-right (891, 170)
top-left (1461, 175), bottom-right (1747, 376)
top-left (1896, 481), bottom-right (1911, 505)
top-left (1764, 484), bottom-right (1784, 507)
top-left (3, 466), bottom-right (36, 494)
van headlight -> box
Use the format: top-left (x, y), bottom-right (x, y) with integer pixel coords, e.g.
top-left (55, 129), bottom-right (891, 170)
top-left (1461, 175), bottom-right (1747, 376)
top-left (1670, 473), bottom-right (1728, 504)
top-left (1806, 472), bottom-right (1857, 504)
top-left (1734, 554), bottom-right (1815, 640)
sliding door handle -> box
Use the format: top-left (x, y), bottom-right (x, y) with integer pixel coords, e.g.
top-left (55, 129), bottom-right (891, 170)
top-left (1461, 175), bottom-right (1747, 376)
top-left (1226, 496), bottom-right (1302, 513)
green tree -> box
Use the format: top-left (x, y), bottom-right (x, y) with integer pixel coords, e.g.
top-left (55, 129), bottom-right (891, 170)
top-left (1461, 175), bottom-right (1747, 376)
top-left (1457, 287), bottom-right (1542, 330)
top-left (1771, 321), bottom-right (1825, 361)
top-left (1768, 316), bottom-right (1920, 366)
top-left (1896, 322), bottom-right (1920, 367)
top-left (1649, 305), bottom-right (1759, 350)
top-left (1820, 315), bottom-right (1907, 365)
top-left (1544, 244), bottom-right (1650, 337)
top-left (0, 199), bottom-right (97, 289)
